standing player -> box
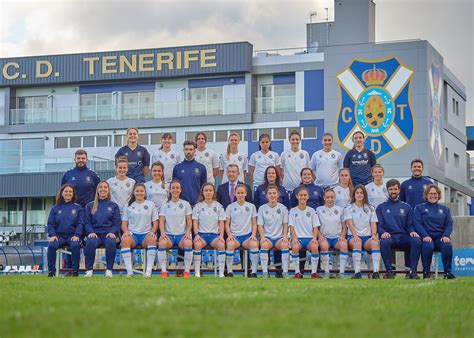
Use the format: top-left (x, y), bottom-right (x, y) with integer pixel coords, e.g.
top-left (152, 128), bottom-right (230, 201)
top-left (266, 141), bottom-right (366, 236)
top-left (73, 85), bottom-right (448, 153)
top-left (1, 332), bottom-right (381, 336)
top-left (316, 189), bottom-right (349, 278)
top-left (107, 156), bottom-right (135, 215)
top-left (84, 181), bottom-right (121, 278)
top-left (219, 132), bottom-right (248, 184)
top-left (258, 185), bottom-right (290, 278)
top-left (115, 128), bottom-right (150, 183)
top-left (120, 183), bottom-right (159, 277)
top-left (254, 166), bottom-right (290, 210)
top-left (311, 133), bottom-right (343, 189)
top-left (151, 133), bottom-right (181, 184)
top-left (343, 131), bottom-right (376, 186)
top-left (61, 149), bottom-right (100, 207)
top-left (195, 132), bottom-right (219, 185)
top-left (344, 185), bottom-right (381, 279)
top-left (281, 130), bottom-right (310, 193)
top-left (249, 133), bottom-right (281, 190)
top-left (192, 183), bottom-right (226, 277)
top-left (225, 184), bottom-right (259, 277)
top-left (157, 180), bottom-right (194, 278)
top-left (334, 168), bottom-right (353, 209)
top-left (290, 168), bottom-right (324, 209)
top-left (376, 179), bottom-right (421, 279)
top-left (47, 184), bottom-right (83, 277)
top-left (145, 162), bottom-right (169, 214)
top-left (400, 159), bottom-right (434, 209)
top-left (289, 186), bottom-right (321, 279)
top-left (414, 185), bottom-right (455, 279)
top-left (365, 164), bottom-right (389, 209)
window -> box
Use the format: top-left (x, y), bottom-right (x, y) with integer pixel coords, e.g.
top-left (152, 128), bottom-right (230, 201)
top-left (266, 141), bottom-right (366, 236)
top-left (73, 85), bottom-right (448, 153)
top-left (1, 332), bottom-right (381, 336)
top-left (251, 129), bottom-right (258, 141)
top-left (69, 137), bottom-right (82, 148)
top-left (215, 130), bottom-right (228, 142)
top-left (189, 87), bottom-right (224, 116)
top-left (83, 136), bottom-right (95, 148)
top-left (259, 128), bottom-right (271, 138)
top-left (123, 91), bottom-right (154, 119)
top-left (273, 128), bottom-right (287, 140)
top-left (139, 134), bottom-right (149, 145)
top-left (445, 147), bottom-right (449, 163)
top-left (455, 101), bottom-right (459, 116)
top-left (454, 153), bottom-right (460, 168)
top-left (30, 198), bottom-right (44, 211)
top-left (96, 136), bottom-right (109, 147)
top-left (114, 135), bottom-right (124, 147)
top-left (259, 84), bottom-right (296, 114)
top-left (55, 137), bottom-right (69, 149)
top-left (16, 96), bottom-right (48, 123)
top-left (0, 139), bottom-right (21, 174)
top-left (303, 126), bottom-right (316, 138)
top-left (150, 133), bottom-right (162, 145)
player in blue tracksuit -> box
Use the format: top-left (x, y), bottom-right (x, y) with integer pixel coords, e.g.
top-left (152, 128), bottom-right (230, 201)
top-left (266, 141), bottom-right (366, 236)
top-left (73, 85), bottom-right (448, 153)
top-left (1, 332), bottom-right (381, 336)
top-left (254, 166), bottom-right (290, 210)
top-left (172, 140), bottom-right (207, 207)
top-left (343, 131), bottom-right (376, 186)
top-left (84, 181), bottom-right (121, 278)
top-left (115, 127), bottom-right (151, 183)
top-left (376, 179), bottom-right (421, 279)
top-left (414, 184), bottom-right (455, 279)
top-left (400, 159), bottom-right (434, 209)
top-left (47, 184), bottom-right (84, 277)
top-left (61, 149), bottom-right (100, 207)
top-left (290, 168), bottom-right (324, 209)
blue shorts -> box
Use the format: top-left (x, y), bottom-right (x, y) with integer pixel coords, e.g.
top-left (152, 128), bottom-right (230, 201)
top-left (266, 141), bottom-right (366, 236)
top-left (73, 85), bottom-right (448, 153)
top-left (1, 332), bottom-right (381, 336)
top-left (234, 233), bottom-right (252, 246)
top-left (347, 235), bottom-right (371, 248)
top-left (131, 233), bottom-right (147, 246)
top-left (327, 237), bottom-right (339, 250)
top-left (267, 237), bottom-right (282, 248)
top-left (297, 237), bottom-right (314, 250)
top-left (167, 234), bottom-right (184, 246)
top-left (199, 232), bottom-right (219, 245)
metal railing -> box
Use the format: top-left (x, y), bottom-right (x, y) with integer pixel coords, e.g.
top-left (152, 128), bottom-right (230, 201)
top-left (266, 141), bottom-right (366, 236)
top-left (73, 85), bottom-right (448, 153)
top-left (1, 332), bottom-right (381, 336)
top-left (0, 157), bottom-right (73, 175)
top-left (0, 211), bottom-right (46, 227)
top-left (253, 96), bottom-right (296, 114)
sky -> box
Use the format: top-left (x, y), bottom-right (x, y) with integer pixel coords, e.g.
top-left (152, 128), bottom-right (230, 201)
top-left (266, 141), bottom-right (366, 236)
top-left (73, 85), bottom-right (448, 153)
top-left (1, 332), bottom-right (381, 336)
top-left (0, 0), bottom-right (472, 123)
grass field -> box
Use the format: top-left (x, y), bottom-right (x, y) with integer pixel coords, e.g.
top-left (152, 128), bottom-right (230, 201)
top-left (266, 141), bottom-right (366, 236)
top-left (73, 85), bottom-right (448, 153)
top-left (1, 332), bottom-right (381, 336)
top-left (1, 275), bottom-right (473, 338)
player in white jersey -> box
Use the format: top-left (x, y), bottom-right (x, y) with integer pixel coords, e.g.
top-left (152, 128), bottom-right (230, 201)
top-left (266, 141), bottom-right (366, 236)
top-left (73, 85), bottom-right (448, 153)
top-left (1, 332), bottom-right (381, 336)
top-left (107, 156), bottom-right (135, 215)
top-left (316, 189), bottom-right (349, 278)
top-left (281, 130), bottom-right (310, 192)
top-left (225, 184), bottom-right (259, 277)
top-left (365, 164), bottom-right (388, 209)
top-left (334, 168), bottom-right (353, 208)
top-left (120, 183), bottom-right (159, 277)
top-left (343, 185), bottom-right (381, 279)
top-left (145, 162), bottom-right (168, 213)
top-left (157, 180), bottom-right (193, 278)
top-left (249, 133), bottom-right (281, 189)
top-left (311, 133), bottom-right (343, 188)
top-left (192, 183), bottom-right (226, 277)
top-left (289, 186), bottom-right (320, 279)
top-left (151, 133), bottom-right (181, 184)
top-left (219, 132), bottom-right (248, 184)
top-left (258, 185), bottom-right (290, 278)
top-left (194, 132), bottom-right (219, 184)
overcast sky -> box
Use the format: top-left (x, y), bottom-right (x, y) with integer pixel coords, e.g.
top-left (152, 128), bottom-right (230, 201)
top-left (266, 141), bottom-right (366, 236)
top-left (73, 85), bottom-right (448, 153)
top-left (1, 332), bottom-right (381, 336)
top-left (1, 0), bottom-right (472, 123)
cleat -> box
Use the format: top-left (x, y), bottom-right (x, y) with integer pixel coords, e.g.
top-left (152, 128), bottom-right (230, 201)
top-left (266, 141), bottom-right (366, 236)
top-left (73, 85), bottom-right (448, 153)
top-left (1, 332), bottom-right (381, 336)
top-left (275, 272), bottom-right (283, 278)
top-left (144, 271), bottom-right (152, 278)
top-left (218, 274), bottom-right (225, 278)
top-left (48, 271), bottom-right (55, 277)
top-left (126, 272), bottom-right (134, 278)
top-left (329, 273), bottom-right (337, 279)
top-left (195, 273), bottom-right (201, 278)
top-left (423, 272), bottom-right (431, 279)
top-left (324, 272), bottom-right (331, 279)
top-left (72, 272), bottom-right (79, 277)
top-left (311, 273), bottom-right (320, 279)
top-left (444, 272), bottom-right (456, 279)
top-left (249, 273), bottom-right (257, 278)
top-left (372, 272), bottom-right (380, 279)
top-left (226, 272), bottom-right (234, 278)
top-left (294, 272), bottom-right (303, 279)
top-left (161, 271), bottom-right (168, 278)
top-left (105, 270), bottom-right (113, 278)
top-left (262, 272), bottom-right (269, 279)
top-left (336, 273), bottom-right (345, 279)
top-left (183, 272), bottom-right (190, 278)
top-left (405, 271), bottom-right (411, 279)
top-left (367, 272), bottom-right (373, 279)
top-left (84, 270), bottom-right (93, 278)
top-left (282, 272), bottom-right (289, 278)
top-left (409, 271), bottom-right (420, 280)
top-left (352, 272), bottom-right (362, 279)
top-left (175, 270), bottom-right (184, 277)
top-left (384, 271), bottom-right (395, 279)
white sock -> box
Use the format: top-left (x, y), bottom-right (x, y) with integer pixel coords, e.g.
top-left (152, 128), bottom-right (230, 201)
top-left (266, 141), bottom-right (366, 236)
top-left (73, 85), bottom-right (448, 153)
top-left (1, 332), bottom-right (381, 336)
top-left (352, 250), bottom-right (362, 273)
top-left (158, 248), bottom-right (167, 272)
top-left (184, 249), bottom-right (193, 273)
top-left (250, 250), bottom-right (259, 274)
top-left (260, 249), bottom-right (269, 273)
top-left (121, 248), bottom-right (132, 274)
top-left (321, 251), bottom-right (330, 274)
top-left (218, 251), bottom-right (225, 276)
top-left (340, 252), bottom-right (348, 274)
top-left (292, 253), bottom-right (300, 274)
top-left (194, 250), bottom-right (202, 275)
top-left (226, 250), bottom-right (234, 273)
top-left (372, 250), bottom-right (381, 273)
top-left (281, 249), bottom-right (289, 274)
top-left (311, 253), bottom-right (320, 274)
top-left (146, 246), bottom-right (156, 273)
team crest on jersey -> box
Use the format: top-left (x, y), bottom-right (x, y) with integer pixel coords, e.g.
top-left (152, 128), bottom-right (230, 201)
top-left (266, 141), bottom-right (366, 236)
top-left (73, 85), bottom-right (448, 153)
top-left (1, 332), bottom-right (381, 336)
top-left (144, 205), bottom-right (148, 210)
top-left (71, 209), bottom-right (76, 215)
top-left (213, 207), bottom-right (217, 212)
top-left (331, 154), bottom-right (335, 158)
top-left (205, 152), bottom-right (209, 157)
top-left (179, 203), bottom-right (184, 209)
top-left (238, 156), bottom-right (242, 161)
top-left (108, 207), bottom-right (113, 212)
top-left (201, 207), bottom-right (205, 211)
top-left (58, 210), bottom-right (62, 214)
top-left (336, 57), bottom-right (416, 159)
top-left (438, 209), bottom-right (443, 214)
top-left (299, 153), bottom-right (304, 159)
top-left (408, 185), bottom-right (412, 190)
top-left (306, 212), bottom-right (311, 218)
top-left (194, 168), bottom-right (200, 175)
top-left (181, 169), bottom-right (185, 173)
top-left (71, 177), bottom-right (76, 181)
top-left (170, 154), bottom-right (175, 159)
top-left (245, 207), bottom-right (250, 212)
top-left (86, 176), bottom-right (91, 182)
top-left (277, 209), bottom-right (281, 214)
top-left (400, 209), bottom-right (405, 215)
top-left (137, 151), bottom-right (142, 157)
top-left (269, 154), bottom-right (274, 159)
top-left (334, 210), bottom-right (339, 215)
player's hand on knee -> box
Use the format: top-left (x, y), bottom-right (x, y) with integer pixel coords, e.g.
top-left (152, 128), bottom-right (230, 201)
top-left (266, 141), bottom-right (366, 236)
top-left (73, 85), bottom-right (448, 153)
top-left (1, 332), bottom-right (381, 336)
top-left (106, 233), bottom-right (116, 239)
top-left (71, 236), bottom-right (80, 242)
top-left (49, 236), bottom-right (58, 242)
top-left (410, 232), bottom-right (420, 238)
top-left (88, 233), bottom-right (98, 239)
top-left (441, 236), bottom-right (450, 243)
top-left (423, 236), bottom-right (432, 242)
top-left (381, 232), bottom-right (390, 239)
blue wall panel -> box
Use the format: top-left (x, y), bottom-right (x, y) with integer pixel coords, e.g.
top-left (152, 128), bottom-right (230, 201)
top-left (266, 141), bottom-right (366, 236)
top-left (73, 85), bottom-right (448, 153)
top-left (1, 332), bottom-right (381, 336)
top-left (304, 70), bottom-right (324, 111)
top-left (273, 73), bottom-right (295, 85)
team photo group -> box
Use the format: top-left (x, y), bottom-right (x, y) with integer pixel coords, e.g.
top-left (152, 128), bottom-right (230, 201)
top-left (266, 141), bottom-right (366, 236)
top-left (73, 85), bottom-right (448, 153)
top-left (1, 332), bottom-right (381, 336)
top-left (47, 126), bottom-right (455, 280)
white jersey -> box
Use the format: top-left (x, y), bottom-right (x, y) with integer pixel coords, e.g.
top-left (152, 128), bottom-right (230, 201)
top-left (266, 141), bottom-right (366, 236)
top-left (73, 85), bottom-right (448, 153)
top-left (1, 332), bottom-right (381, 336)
top-left (334, 185), bottom-right (351, 208)
top-left (289, 206), bottom-right (320, 239)
top-left (257, 202), bottom-right (289, 239)
top-left (195, 148), bottom-right (219, 184)
top-left (160, 199), bottom-right (192, 235)
top-left (107, 176), bottom-right (135, 215)
top-left (226, 201), bottom-right (257, 236)
top-left (151, 149), bottom-right (181, 184)
top-left (219, 151), bottom-right (248, 184)
top-left (311, 149), bottom-right (343, 187)
top-left (192, 201), bottom-right (226, 234)
top-left (365, 181), bottom-right (389, 209)
top-left (123, 200), bottom-right (158, 234)
top-left (316, 205), bottom-right (344, 239)
top-left (249, 150), bottom-right (281, 188)
top-left (343, 203), bottom-right (378, 237)
top-left (281, 149), bottom-right (310, 192)
top-left (145, 180), bottom-right (168, 213)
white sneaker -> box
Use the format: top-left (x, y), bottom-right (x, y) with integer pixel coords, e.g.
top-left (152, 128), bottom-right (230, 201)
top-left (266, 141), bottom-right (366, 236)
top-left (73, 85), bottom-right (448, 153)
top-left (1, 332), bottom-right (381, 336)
top-left (126, 271), bottom-right (134, 278)
top-left (195, 272), bottom-right (201, 278)
top-left (84, 270), bottom-right (93, 278)
top-left (218, 274), bottom-right (225, 278)
top-left (144, 270), bottom-right (152, 278)
top-left (105, 270), bottom-right (113, 278)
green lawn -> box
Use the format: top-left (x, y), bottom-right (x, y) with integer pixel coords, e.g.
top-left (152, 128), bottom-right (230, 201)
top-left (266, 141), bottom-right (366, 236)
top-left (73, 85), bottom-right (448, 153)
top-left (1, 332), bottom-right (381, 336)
top-left (0, 275), bottom-right (473, 338)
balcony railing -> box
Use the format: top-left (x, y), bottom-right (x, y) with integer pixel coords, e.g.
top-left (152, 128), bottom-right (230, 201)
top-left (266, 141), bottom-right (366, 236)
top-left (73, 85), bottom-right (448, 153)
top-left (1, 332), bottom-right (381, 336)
top-left (253, 95), bottom-right (296, 114)
top-left (0, 211), bottom-right (46, 227)
top-left (9, 98), bottom-right (245, 125)
top-left (0, 157), bottom-right (73, 175)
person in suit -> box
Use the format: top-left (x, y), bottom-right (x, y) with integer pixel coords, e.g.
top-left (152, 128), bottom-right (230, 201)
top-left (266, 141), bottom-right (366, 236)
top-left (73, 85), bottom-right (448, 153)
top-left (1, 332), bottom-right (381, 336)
top-left (217, 164), bottom-right (252, 209)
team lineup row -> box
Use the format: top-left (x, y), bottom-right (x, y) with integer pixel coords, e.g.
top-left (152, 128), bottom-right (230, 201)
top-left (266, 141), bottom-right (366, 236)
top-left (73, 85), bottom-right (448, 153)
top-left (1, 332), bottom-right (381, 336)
top-left (48, 128), bottom-right (454, 279)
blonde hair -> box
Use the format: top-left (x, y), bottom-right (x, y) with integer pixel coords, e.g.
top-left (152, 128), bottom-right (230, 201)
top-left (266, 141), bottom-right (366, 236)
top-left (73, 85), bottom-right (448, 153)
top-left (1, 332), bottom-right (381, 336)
top-left (423, 184), bottom-right (441, 202)
top-left (339, 168), bottom-right (354, 195)
top-left (92, 180), bottom-right (111, 214)
top-left (226, 132), bottom-right (241, 160)
top-left (125, 127), bottom-right (139, 146)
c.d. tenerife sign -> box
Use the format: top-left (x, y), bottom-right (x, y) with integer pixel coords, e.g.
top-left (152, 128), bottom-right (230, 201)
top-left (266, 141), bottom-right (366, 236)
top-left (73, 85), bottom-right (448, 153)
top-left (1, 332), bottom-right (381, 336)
top-left (335, 57), bottom-right (416, 159)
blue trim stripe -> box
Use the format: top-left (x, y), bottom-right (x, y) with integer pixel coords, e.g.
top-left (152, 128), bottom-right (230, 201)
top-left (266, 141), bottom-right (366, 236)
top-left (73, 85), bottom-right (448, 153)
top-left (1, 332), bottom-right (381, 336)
top-left (311, 253), bottom-right (320, 258)
top-left (185, 248), bottom-right (193, 253)
top-left (261, 249), bottom-right (269, 254)
top-left (292, 254), bottom-right (299, 258)
top-left (372, 250), bottom-right (380, 253)
top-left (158, 248), bottom-right (167, 252)
top-left (250, 250), bottom-right (259, 254)
top-left (147, 246), bottom-right (157, 250)
top-left (121, 249), bottom-right (131, 254)
top-left (193, 250), bottom-right (202, 255)
top-left (340, 252), bottom-right (349, 256)
top-left (226, 251), bottom-right (234, 256)
top-left (321, 251), bottom-right (329, 256)
top-left (281, 249), bottom-right (290, 254)
top-left (218, 251), bottom-right (225, 255)
top-left (353, 250), bottom-right (362, 254)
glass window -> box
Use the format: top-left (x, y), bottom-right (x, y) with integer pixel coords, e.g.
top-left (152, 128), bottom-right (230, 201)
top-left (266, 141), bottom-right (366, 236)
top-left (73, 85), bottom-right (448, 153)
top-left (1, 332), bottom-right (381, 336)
top-left (55, 137), bottom-right (69, 149)
top-left (302, 126), bottom-right (316, 138)
top-left (114, 135), bottom-right (123, 147)
top-left (139, 134), bottom-right (149, 145)
top-left (22, 139), bottom-right (44, 172)
top-left (259, 128), bottom-right (271, 138)
top-left (189, 88), bottom-right (206, 116)
top-left (242, 130), bottom-right (248, 142)
top-left (454, 153), bottom-right (460, 168)
top-left (97, 93), bottom-right (112, 120)
top-left (185, 132), bottom-right (195, 142)
top-left (96, 136), bottom-right (109, 147)
top-left (215, 130), bottom-right (228, 142)
top-left (251, 129), bottom-right (258, 141)
top-left (30, 198), bottom-right (44, 211)
top-left (273, 128), bottom-right (287, 140)
top-left (207, 87), bottom-right (223, 115)
top-left (0, 139), bottom-right (21, 174)
top-left (70, 137), bottom-right (82, 148)
top-left (140, 92), bottom-right (155, 119)
top-left (83, 136), bottom-right (95, 148)
top-left (150, 133), bottom-right (162, 145)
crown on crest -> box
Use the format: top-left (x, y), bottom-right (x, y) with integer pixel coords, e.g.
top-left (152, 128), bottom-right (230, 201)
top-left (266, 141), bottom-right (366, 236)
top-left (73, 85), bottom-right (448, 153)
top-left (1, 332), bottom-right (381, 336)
top-left (362, 65), bottom-right (387, 86)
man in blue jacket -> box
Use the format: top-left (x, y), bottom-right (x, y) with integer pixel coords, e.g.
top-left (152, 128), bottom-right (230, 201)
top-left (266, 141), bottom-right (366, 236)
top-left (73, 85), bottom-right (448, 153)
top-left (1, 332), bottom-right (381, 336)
top-left (376, 179), bottom-right (422, 279)
top-left (400, 159), bottom-right (434, 209)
